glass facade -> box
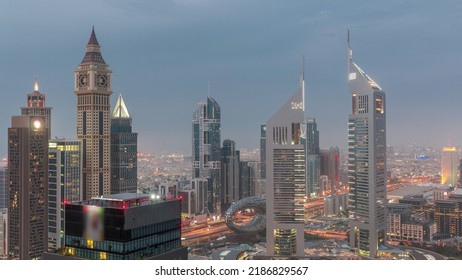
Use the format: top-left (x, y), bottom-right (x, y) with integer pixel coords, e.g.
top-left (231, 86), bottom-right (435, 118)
top-left (192, 97), bottom-right (221, 214)
top-left (304, 118), bottom-right (320, 197)
top-left (64, 198), bottom-right (183, 260)
top-left (48, 140), bottom-right (82, 251)
top-left (111, 96), bottom-right (138, 194)
top-left (0, 166), bottom-right (7, 210)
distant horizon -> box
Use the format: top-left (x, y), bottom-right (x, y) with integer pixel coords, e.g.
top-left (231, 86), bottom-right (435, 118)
top-left (2, 1), bottom-right (462, 157)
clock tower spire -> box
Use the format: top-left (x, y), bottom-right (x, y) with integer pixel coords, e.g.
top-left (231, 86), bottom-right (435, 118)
top-left (75, 27), bottom-right (112, 199)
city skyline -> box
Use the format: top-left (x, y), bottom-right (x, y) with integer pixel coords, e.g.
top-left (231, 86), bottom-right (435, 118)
top-left (2, 1), bottom-right (462, 157)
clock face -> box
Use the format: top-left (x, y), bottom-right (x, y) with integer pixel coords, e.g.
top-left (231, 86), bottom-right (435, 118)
top-left (78, 74), bottom-right (88, 87)
top-left (95, 74), bottom-right (109, 88)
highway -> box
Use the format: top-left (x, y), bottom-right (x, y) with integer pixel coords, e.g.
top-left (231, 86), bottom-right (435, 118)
top-left (398, 246), bottom-right (446, 260)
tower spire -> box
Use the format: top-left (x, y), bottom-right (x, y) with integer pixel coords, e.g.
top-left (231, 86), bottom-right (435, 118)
top-left (33, 77), bottom-right (39, 92)
top-left (301, 55), bottom-right (305, 112)
top-left (81, 26), bottom-right (106, 64)
top-left (88, 25), bottom-right (100, 46)
top-left (347, 28), bottom-right (352, 61)
top-left (208, 81), bottom-right (211, 98)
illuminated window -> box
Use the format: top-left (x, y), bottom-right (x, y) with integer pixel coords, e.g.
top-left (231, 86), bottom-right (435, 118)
top-left (100, 251), bottom-right (107, 260)
top-left (87, 239), bottom-right (94, 249)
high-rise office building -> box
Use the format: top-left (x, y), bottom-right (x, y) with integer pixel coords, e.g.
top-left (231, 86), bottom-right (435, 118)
top-left (111, 95), bottom-right (138, 194)
top-left (21, 79), bottom-right (52, 139)
top-left (189, 178), bottom-right (208, 215)
top-left (192, 96), bottom-right (221, 214)
top-left (266, 65), bottom-right (306, 257)
top-left (260, 124), bottom-right (267, 180)
top-left (305, 117), bottom-right (320, 197)
top-left (434, 195), bottom-right (462, 238)
top-left (75, 27), bottom-right (112, 199)
top-left (319, 175), bottom-right (331, 196)
top-left (221, 139), bottom-right (240, 213)
top-left (320, 147), bottom-right (340, 190)
top-left (347, 32), bottom-right (387, 258)
top-left (44, 194), bottom-right (187, 260)
top-left (441, 146), bottom-right (458, 186)
top-left (48, 139), bottom-right (82, 251)
top-left (0, 159), bottom-right (6, 258)
top-left (247, 161), bottom-right (261, 196)
top-left (178, 189), bottom-right (196, 216)
top-left (8, 115), bottom-right (48, 259)
top-left (0, 209), bottom-right (7, 259)
top-left (239, 161), bottom-right (251, 199)
top-left (0, 160), bottom-right (7, 210)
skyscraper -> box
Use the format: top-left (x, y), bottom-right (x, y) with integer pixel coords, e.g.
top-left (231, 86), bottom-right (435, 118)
top-left (266, 63), bottom-right (306, 257)
top-left (320, 147), bottom-right (340, 191)
top-left (0, 209), bottom-right (6, 260)
top-left (260, 124), bottom-right (267, 180)
top-left (75, 27), bottom-right (112, 199)
top-left (305, 117), bottom-right (320, 197)
top-left (111, 95), bottom-right (138, 194)
top-left (192, 96), bottom-right (221, 214)
top-left (0, 160), bottom-right (7, 210)
top-left (8, 115), bottom-right (48, 259)
top-left (221, 139), bottom-right (240, 213)
top-left (347, 32), bottom-right (387, 257)
top-left (441, 146), bottom-right (458, 186)
top-left (21, 79), bottom-right (52, 139)
top-left (48, 139), bottom-right (82, 251)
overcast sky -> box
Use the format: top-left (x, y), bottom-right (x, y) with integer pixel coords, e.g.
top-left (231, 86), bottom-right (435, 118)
top-left (1, 0), bottom-right (462, 157)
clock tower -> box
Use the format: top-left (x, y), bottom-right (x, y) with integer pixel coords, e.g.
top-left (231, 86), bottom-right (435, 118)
top-left (75, 27), bottom-right (112, 199)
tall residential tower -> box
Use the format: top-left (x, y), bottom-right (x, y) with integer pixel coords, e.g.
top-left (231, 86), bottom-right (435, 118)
top-left (266, 64), bottom-right (306, 257)
top-left (347, 32), bottom-right (387, 257)
top-left (8, 115), bottom-right (48, 259)
top-left (75, 27), bottom-right (112, 199)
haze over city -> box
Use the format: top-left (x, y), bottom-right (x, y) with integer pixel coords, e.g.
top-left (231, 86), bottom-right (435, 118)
top-left (1, 0), bottom-right (462, 157)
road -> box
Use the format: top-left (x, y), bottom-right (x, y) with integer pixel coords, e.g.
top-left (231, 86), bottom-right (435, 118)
top-left (399, 246), bottom-right (447, 260)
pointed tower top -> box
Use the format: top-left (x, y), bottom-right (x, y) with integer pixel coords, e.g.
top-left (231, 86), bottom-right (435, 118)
top-left (301, 55), bottom-right (305, 113)
top-left (88, 26), bottom-right (100, 46)
top-left (81, 26), bottom-right (106, 64)
top-left (347, 28), bottom-right (352, 60)
top-left (34, 77), bottom-right (39, 92)
top-left (112, 94), bottom-right (131, 118)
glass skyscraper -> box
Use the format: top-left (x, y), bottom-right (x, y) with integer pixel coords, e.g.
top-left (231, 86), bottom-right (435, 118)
top-left (221, 139), bottom-right (240, 213)
top-left (305, 117), bottom-right (320, 197)
top-left (111, 95), bottom-right (138, 194)
top-left (192, 96), bottom-right (221, 214)
top-left (48, 139), bottom-right (82, 251)
top-left (347, 32), bottom-right (387, 257)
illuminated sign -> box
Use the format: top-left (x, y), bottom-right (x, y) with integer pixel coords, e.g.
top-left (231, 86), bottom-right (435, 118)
top-left (83, 206), bottom-right (104, 241)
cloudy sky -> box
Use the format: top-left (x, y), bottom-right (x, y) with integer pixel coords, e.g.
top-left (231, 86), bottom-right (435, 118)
top-left (1, 0), bottom-right (462, 156)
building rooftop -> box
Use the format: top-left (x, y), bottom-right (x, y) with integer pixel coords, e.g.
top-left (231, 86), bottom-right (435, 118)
top-left (210, 247), bottom-right (249, 260)
top-left (70, 193), bottom-right (177, 209)
top-left (388, 185), bottom-right (435, 200)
